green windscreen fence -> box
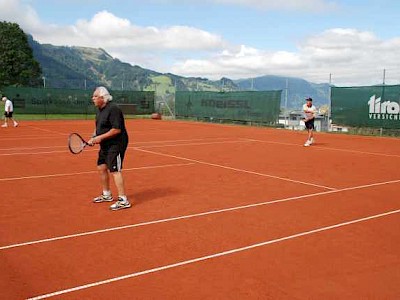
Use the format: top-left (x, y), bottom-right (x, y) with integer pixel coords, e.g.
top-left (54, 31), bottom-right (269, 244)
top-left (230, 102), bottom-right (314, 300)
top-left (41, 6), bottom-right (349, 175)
top-left (2, 87), bottom-right (155, 115)
top-left (331, 85), bottom-right (400, 129)
top-left (175, 91), bottom-right (282, 123)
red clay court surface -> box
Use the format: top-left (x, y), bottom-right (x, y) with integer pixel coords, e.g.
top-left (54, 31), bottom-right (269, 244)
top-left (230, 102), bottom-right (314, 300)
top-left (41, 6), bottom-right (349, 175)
top-left (0, 119), bottom-right (399, 299)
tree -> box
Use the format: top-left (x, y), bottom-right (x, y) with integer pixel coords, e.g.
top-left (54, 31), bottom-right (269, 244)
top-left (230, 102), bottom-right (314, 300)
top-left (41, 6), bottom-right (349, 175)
top-left (0, 22), bottom-right (42, 88)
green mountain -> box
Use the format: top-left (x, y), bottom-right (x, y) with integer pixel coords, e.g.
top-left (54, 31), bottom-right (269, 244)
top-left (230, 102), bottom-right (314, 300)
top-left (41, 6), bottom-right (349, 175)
top-left (28, 35), bottom-right (157, 90)
top-left (28, 35), bottom-right (231, 92)
top-left (28, 35), bottom-right (329, 108)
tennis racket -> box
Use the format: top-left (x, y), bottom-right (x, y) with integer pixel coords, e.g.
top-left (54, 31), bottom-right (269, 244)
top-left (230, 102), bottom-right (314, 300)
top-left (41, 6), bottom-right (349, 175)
top-left (68, 133), bottom-right (92, 154)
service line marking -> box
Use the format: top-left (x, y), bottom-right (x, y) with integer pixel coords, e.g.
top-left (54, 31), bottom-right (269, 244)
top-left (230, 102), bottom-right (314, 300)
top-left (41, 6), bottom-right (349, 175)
top-left (25, 125), bottom-right (69, 136)
top-left (0, 137), bottom-right (235, 149)
top-left (0, 163), bottom-right (195, 182)
top-left (134, 147), bottom-right (337, 190)
top-left (243, 138), bottom-right (400, 158)
top-left (0, 138), bottom-right (244, 156)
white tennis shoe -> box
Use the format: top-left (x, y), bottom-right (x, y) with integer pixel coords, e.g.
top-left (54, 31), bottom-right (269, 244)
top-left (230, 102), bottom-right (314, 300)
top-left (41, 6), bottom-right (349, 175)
top-left (93, 194), bottom-right (114, 203)
top-left (110, 198), bottom-right (131, 211)
top-left (304, 140), bottom-right (311, 147)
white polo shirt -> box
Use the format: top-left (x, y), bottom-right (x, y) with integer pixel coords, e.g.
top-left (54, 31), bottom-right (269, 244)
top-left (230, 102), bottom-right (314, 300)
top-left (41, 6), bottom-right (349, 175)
top-left (303, 103), bottom-right (317, 120)
top-left (4, 99), bottom-right (13, 113)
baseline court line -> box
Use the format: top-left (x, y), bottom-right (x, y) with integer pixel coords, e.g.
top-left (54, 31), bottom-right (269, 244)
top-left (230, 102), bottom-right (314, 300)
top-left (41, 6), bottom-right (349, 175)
top-left (2, 178), bottom-right (399, 250)
top-left (27, 208), bottom-right (400, 299)
top-left (243, 138), bottom-right (400, 158)
top-left (135, 147), bottom-right (337, 190)
top-left (0, 163), bottom-right (195, 182)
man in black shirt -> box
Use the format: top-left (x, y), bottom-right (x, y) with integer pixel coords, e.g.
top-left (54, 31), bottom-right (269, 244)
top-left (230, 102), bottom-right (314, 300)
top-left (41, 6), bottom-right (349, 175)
top-left (88, 87), bottom-right (131, 210)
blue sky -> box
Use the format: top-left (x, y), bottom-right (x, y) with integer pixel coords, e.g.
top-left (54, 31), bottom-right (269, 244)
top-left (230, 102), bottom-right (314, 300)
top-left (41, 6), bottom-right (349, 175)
top-left (1, 0), bottom-right (400, 85)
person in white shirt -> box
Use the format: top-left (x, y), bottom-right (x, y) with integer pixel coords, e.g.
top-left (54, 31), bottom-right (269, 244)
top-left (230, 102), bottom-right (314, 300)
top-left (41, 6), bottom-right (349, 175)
top-left (1, 96), bottom-right (18, 128)
top-left (302, 97), bottom-right (317, 146)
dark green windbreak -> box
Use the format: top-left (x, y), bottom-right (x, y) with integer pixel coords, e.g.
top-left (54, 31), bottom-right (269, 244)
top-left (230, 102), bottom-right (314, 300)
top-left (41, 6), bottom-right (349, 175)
top-left (331, 85), bottom-right (400, 129)
top-left (2, 87), bottom-right (155, 115)
top-left (176, 91), bottom-right (282, 123)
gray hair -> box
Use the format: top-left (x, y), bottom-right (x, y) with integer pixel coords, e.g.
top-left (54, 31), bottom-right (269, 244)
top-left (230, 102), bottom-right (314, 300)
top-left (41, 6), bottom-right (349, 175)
top-left (96, 86), bottom-right (113, 102)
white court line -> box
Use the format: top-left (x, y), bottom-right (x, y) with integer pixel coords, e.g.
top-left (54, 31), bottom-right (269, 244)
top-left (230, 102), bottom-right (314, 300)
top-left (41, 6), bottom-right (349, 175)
top-left (25, 125), bottom-right (68, 136)
top-left (27, 208), bottom-right (400, 300)
top-left (243, 138), bottom-right (400, 158)
top-left (138, 139), bottom-right (252, 149)
top-left (0, 137), bottom-right (235, 152)
top-left (0, 140), bottom-right (246, 156)
top-left (0, 145), bottom-right (66, 151)
top-left (135, 147), bottom-right (336, 190)
top-left (0, 138), bottom-right (241, 156)
top-left (0, 149), bottom-right (77, 156)
top-left (134, 137), bottom-right (235, 144)
top-left (2, 178), bottom-right (399, 251)
top-left (0, 133), bottom-right (61, 139)
top-left (0, 163), bottom-right (195, 182)
top-left (0, 136), bottom-right (66, 142)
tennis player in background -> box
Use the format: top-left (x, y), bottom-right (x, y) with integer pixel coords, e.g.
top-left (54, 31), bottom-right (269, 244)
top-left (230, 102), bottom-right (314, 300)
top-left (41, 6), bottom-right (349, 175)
top-left (1, 96), bottom-right (19, 128)
top-left (87, 87), bottom-right (131, 211)
top-left (303, 97), bottom-right (317, 147)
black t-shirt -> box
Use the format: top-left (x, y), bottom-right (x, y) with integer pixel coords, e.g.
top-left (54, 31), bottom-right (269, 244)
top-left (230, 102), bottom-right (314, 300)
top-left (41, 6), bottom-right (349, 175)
top-left (96, 102), bottom-right (128, 148)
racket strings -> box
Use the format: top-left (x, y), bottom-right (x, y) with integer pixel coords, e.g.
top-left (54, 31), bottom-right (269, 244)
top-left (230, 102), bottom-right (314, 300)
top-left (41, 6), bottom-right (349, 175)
top-left (69, 134), bottom-right (85, 154)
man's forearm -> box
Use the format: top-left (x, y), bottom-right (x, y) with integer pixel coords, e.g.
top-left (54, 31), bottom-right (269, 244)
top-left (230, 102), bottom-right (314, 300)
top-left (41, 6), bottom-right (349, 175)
top-left (94, 128), bottom-right (121, 143)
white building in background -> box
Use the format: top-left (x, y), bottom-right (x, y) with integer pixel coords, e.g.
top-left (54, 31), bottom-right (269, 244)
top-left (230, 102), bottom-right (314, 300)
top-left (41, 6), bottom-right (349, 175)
top-left (330, 124), bottom-right (349, 133)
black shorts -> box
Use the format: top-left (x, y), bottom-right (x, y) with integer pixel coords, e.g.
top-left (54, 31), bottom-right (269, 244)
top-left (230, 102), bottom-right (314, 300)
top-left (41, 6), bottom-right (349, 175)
top-left (305, 119), bottom-right (315, 130)
top-left (97, 144), bottom-right (128, 173)
top-left (4, 111), bottom-right (13, 118)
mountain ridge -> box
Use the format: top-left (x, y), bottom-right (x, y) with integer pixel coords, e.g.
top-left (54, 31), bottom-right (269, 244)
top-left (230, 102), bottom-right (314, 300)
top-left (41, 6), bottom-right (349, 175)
top-left (28, 35), bottom-right (329, 109)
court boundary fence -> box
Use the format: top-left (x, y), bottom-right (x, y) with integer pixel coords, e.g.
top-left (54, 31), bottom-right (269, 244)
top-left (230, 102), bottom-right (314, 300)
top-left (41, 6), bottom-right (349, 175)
top-left (2, 86), bottom-right (155, 117)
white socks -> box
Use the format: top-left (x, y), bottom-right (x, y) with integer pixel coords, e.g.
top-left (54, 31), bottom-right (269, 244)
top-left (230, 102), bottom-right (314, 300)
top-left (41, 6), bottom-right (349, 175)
top-left (103, 191), bottom-right (127, 202)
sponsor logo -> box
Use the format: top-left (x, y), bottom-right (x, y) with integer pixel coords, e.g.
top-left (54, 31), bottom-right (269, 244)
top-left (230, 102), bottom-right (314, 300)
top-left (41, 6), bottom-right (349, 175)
top-left (201, 99), bottom-right (251, 109)
top-left (368, 95), bottom-right (400, 120)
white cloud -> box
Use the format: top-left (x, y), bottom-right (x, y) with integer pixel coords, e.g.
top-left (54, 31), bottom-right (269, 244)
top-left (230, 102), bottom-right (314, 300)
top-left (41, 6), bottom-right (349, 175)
top-left (297, 28), bottom-right (400, 84)
top-left (28, 10), bottom-right (226, 51)
top-left (210, 0), bottom-right (338, 12)
top-left (0, 2), bottom-right (227, 72)
top-left (13, 9), bottom-right (228, 73)
top-left (156, 0), bottom-right (338, 12)
top-left (0, 0), bottom-right (42, 29)
top-left (172, 28), bottom-right (400, 85)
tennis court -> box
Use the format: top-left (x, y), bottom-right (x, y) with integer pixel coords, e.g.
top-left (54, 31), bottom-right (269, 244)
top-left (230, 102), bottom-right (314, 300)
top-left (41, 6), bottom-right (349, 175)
top-left (1, 119), bottom-right (399, 299)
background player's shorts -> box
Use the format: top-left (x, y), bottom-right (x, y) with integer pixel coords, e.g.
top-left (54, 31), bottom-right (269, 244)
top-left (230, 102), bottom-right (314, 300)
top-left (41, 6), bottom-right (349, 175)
top-left (305, 119), bottom-right (315, 130)
top-left (4, 111), bottom-right (13, 118)
top-left (97, 146), bottom-right (127, 172)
